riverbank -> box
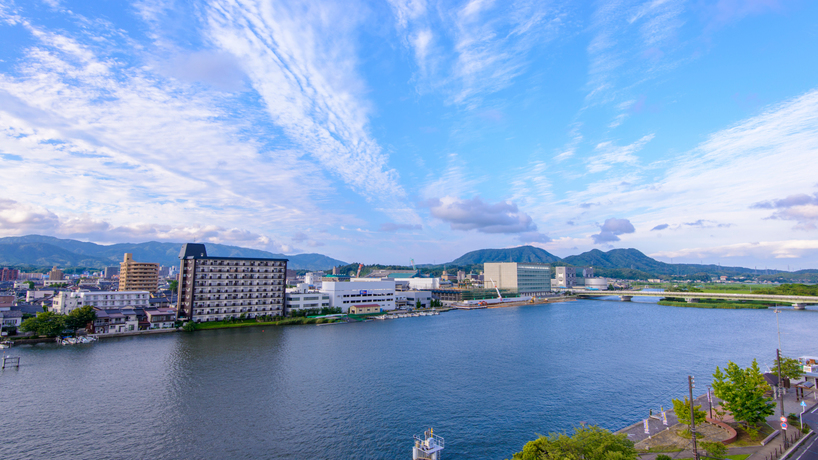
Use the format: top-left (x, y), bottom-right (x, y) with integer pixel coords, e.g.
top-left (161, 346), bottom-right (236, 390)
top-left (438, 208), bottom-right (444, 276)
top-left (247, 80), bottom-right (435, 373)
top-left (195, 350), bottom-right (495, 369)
top-left (658, 300), bottom-right (770, 309)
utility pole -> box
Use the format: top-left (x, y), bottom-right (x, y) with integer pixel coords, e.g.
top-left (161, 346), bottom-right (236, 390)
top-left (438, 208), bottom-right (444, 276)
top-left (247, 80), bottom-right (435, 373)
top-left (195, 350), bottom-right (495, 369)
top-left (775, 309), bottom-right (782, 353)
top-left (777, 349), bottom-right (788, 449)
top-left (689, 375), bottom-right (699, 460)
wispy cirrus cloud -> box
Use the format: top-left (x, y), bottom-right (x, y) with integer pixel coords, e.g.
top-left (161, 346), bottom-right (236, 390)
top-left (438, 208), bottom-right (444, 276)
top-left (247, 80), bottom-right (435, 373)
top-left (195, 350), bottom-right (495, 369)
top-left (201, 0), bottom-right (409, 208)
top-left (585, 133), bottom-right (654, 173)
top-left (0, 9), bottom-right (342, 247)
top-left (388, 0), bottom-right (568, 105)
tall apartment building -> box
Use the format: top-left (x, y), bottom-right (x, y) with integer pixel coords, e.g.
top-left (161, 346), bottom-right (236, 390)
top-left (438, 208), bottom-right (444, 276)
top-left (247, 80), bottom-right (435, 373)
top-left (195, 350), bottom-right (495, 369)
top-left (176, 243), bottom-right (288, 322)
top-left (0, 267), bottom-right (19, 281)
top-left (119, 253), bottom-right (159, 293)
top-left (483, 262), bottom-right (551, 296)
top-left (48, 267), bottom-right (64, 281)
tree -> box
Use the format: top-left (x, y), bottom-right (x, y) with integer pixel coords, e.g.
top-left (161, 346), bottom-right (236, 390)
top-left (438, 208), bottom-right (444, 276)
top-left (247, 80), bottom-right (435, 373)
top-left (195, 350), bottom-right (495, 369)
top-left (712, 359), bottom-right (775, 429)
top-left (416, 300), bottom-right (422, 309)
top-left (169, 280), bottom-right (178, 293)
top-left (511, 425), bottom-right (637, 460)
top-left (773, 355), bottom-right (804, 381)
top-left (65, 306), bottom-right (97, 332)
top-left (20, 311), bottom-right (66, 337)
top-left (699, 441), bottom-right (727, 459)
top-left (672, 397), bottom-right (706, 434)
top-left (25, 281), bottom-right (35, 290)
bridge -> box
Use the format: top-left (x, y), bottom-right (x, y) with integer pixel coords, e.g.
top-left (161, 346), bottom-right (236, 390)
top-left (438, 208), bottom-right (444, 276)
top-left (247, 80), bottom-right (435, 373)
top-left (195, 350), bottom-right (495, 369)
top-left (574, 290), bottom-right (818, 309)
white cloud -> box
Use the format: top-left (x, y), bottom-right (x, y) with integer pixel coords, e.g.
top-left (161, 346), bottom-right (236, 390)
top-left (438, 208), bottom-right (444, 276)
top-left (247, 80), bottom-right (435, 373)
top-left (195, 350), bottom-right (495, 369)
top-left (0, 199), bottom-right (289, 252)
top-left (388, 0), bottom-right (567, 105)
top-left (425, 196), bottom-right (539, 234)
top-left (0, 13), bottom-right (346, 245)
top-left (591, 217), bottom-right (635, 244)
top-left (202, 0), bottom-right (409, 213)
top-left (586, 133), bottom-right (654, 173)
top-left (651, 240), bottom-right (818, 260)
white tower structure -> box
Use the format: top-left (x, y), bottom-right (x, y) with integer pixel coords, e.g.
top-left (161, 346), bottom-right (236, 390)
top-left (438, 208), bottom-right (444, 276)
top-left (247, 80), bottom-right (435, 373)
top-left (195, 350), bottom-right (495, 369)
top-left (412, 428), bottom-right (444, 460)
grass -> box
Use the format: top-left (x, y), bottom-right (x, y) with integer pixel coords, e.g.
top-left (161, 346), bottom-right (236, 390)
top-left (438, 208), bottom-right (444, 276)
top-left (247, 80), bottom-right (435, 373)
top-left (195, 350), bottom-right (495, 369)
top-left (658, 300), bottom-right (769, 310)
top-left (192, 316), bottom-right (339, 330)
top-left (730, 423), bottom-right (775, 447)
top-left (676, 455), bottom-right (749, 460)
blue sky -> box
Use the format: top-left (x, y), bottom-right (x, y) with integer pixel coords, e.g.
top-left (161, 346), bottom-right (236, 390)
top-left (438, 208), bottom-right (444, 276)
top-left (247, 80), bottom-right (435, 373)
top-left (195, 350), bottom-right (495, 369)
top-left (1, 0), bottom-right (817, 269)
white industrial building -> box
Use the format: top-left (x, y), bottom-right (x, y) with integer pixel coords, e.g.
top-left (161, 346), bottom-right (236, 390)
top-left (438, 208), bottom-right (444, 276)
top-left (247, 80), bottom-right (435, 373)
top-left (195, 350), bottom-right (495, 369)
top-left (483, 262), bottom-right (551, 296)
top-left (51, 290), bottom-right (151, 315)
top-left (395, 291), bottom-right (433, 309)
top-left (286, 284), bottom-right (331, 313)
top-left (320, 280), bottom-right (396, 313)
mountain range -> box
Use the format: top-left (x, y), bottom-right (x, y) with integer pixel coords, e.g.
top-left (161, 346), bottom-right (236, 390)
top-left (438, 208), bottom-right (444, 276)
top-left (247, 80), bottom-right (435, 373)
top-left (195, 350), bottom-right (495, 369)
top-left (450, 245), bottom-right (776, 277)
top-left (0, 235), bottom-right (347, 270)
top-left (0, 236), bottom-right (802, 278)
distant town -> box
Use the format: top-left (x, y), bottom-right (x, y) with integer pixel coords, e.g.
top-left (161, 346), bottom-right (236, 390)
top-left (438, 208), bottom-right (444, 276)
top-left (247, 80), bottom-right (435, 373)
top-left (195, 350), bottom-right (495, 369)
top-left (2, 237), bottom-right (816, 342)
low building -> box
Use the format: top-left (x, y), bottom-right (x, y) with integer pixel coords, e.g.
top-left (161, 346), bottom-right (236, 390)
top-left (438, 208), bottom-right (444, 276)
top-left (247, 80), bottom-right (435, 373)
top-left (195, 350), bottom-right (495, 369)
top-left (25, 290), bottom-right (55, 302)
top-left (144, 308), bottom-right (177, 329)
top-left (285, 284), bottom-right (331, 314)
top-left (51, 290), bottom-right (151, 315)
top-left (349, 304), bottom-right (381, 315)
top-left (395, 291), bottom-right (432, 309)
top-left (0, 307), bottom-right (23, 329)
top-left (0, 295), bottom-right (13, 309)
top-left (320, 280), bottom-right (395, 313)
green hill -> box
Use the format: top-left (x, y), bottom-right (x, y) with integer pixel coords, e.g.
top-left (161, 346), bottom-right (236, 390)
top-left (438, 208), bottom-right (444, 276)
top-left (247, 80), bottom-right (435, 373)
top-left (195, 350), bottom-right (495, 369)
top-left (563, 248), bottom-right (763, 276)
top-left (450, 245), bottom-right (562, 265)
top-left (0, 235), bottom-right (347, 270)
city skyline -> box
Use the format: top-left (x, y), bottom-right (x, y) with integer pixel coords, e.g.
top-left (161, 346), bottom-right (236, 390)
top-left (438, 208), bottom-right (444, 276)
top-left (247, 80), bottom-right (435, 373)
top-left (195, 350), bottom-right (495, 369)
top-left (1, 0), bottom-right (817, 269)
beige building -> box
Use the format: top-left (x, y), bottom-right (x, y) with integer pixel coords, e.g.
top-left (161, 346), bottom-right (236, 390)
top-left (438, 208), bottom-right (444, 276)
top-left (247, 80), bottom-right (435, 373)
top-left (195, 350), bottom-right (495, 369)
top-left (349, 304), bottom-right (381, 315)
top-left (119, 253), bottom-right (159, 293)
top-left (48, 267), bottom-right (64, 281)
top-left (483, 262), bottom-right (551, 296)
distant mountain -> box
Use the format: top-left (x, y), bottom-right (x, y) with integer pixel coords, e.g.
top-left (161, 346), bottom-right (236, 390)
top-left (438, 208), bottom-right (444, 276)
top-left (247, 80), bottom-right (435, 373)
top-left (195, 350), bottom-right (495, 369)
top-left (447, 246), bottom-right (772, 278)
top-left (0, 235), bottom-right (347, 270)
top-left (563, 248), bottom-right (762, 276)
top-left (450, 245), bottom-right (562, 265)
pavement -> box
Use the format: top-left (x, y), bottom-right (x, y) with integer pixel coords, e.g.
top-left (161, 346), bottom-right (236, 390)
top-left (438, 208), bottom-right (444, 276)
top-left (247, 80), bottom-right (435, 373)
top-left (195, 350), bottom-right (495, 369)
top-left (629, 386), bottom-right (818, 459)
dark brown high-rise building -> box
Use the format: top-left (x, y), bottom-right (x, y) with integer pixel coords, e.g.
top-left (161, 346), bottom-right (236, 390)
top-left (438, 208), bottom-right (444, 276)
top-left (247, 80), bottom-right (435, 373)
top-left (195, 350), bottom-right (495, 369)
top-left (177, 243), bottom-right (287, 322)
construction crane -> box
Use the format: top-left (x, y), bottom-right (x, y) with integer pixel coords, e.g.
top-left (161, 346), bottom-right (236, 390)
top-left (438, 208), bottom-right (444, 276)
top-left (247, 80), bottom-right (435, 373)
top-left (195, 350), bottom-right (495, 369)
top-left (488, 278), bottom-right (503, 300)
top-left (356, 263), bottom-right (363, 278)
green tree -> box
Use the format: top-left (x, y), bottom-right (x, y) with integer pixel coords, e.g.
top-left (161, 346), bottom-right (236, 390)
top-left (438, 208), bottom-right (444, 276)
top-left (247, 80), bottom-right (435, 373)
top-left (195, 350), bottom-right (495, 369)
top-left (416, 300), bottom-right (422, 309)
top-left (65, 305), bottom-right (97, 332)
top-left (699, 441), bottom-right (727, 459)
top-left (20, 311), bottom-right (66, 337)
top-left (773, 355), bottom-right (804, 381)
top-left (169, 280), bottom-right (178, 293)
top-left (712, 359), bottom-right (775, 429)
top-left (672, 397), bottom-right (706, 434)
top-left (25, 281), bottom-right (35, 290)
top-left (511, 425), bottom-right (637, 460)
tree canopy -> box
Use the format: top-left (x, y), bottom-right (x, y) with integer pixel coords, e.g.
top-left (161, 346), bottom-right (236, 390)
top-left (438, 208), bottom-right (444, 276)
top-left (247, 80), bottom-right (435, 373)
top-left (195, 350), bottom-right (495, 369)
top-left (65, 306), bottom-right (96, 331)
top-left (511, 425), bottom-right (637, 460)
top-left (671, 397), bottom-right (706, 429)
top-left (20, 311), bottom-right (66, 337)
top-left (773, 355), bottom-right (804, 381)
top-left (712, 359), bottom-right (775, 428)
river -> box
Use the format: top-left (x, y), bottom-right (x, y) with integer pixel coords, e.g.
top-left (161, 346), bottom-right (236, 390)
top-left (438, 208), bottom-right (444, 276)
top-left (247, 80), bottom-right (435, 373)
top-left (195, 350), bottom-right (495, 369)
top-left (1, 296), bottom-right (816, 459)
